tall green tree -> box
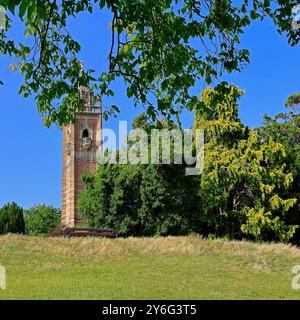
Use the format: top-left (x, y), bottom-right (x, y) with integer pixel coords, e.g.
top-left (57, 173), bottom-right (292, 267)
top-left (258, 96), bottom-right (300, 241)
top-left (195, 85), bottom-right (298, 242)
top-left (0, 202), bottom-right (25, 234)
top-left (0, 0), bottom-right (299, 126)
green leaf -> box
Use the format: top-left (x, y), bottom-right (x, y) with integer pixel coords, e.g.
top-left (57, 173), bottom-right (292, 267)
top-left (36, 1), bottom-right (47, 19)
top-left (99, 0), bottom-right (105, 9)
top-left (19, 0), bottom-right (28, 19)
top-left (6, 0), bottom-right (22, 14)
top-left (27, 0), bottom-right (36, 19)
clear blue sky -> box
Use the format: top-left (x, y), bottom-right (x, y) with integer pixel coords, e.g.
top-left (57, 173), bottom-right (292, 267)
top-left (0, 8), bottom-right (299, 209)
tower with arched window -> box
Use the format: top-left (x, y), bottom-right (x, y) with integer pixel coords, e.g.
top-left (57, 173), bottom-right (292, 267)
top-left (61, 87), bottom-right (102, 226)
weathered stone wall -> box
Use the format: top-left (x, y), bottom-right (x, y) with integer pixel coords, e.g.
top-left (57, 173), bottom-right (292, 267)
top-left (62, 112), bottom-right (101, 227)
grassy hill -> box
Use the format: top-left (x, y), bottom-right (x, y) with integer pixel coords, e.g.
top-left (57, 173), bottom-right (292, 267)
top-left (0, 234), bottom-right (300, 299)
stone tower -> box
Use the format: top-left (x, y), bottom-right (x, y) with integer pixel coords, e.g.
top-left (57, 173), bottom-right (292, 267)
top-left (61, 87), bottom-right (102, 227)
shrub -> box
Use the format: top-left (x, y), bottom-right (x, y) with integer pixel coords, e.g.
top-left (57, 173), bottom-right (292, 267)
top-left (78, 163), bottom-right (200, 237)
top-left (0, 202), bottom-right (25, 234)
top-left (25, 205), bottom-right (61, 236)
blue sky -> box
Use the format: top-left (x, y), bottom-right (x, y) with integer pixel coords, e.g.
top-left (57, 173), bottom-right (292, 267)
top-left (0, 8), bottom-right (299, 209)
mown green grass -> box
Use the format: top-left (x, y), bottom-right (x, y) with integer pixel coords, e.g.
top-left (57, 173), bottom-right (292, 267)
top-left (0, 235), bottom-right (300, 299)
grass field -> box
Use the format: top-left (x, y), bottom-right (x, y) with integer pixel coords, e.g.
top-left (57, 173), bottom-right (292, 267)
top-left (0, 234), bottom-right (300, 299)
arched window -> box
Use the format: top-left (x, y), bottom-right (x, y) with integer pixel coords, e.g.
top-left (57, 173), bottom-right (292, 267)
top-left (82, 129), bottom-right (89, 139)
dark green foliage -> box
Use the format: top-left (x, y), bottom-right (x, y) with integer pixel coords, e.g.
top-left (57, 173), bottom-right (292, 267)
top-left (78, 163), bottom-right (199, 237)
top-left (78, 102), bottom-right (299, 242)
top-left (0, 202), bottom-right (25, 234)
top-left (25, 204), bottom-right (61, 236)
top-left (285, 93), bottom-right (300, 108)
top-left (78, 114), bottom-right (199, 236)
top-left (258, 102), bottom-right (300, 242)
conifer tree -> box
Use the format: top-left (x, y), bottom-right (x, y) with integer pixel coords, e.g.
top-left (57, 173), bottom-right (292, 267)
top-left (195, 85), bottom-right (298, 242)
top-left (0, 202), bottom-right (25, 235)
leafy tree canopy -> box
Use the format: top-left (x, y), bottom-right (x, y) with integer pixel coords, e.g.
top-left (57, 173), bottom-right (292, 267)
top-left (0, 0), bottom-right (299, 126)
top-left (78, 162), bottom-right (200, 236)
top-left (24, 204), bottom-right (61, 235)
top-left (195, 85), bottom-right (298, 242)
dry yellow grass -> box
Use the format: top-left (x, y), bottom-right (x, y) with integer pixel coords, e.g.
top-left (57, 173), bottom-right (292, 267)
top-left (0, 235), bottom-right (300, 299)
top-left (1, 234), bottom-right (299, 260)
